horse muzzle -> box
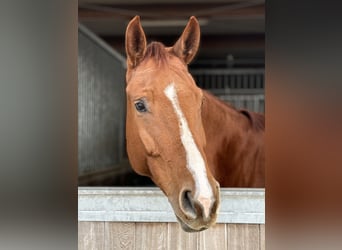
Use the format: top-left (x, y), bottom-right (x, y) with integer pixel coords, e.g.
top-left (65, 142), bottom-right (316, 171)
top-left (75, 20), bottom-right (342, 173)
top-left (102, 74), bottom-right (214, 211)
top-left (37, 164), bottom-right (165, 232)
top-left (174, 183), bottom-right (220, 232)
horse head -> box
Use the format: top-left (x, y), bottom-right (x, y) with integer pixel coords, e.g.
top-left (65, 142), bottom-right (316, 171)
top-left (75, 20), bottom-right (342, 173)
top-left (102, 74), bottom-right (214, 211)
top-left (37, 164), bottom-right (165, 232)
top-left (125, 16), bottom-right (220, 232)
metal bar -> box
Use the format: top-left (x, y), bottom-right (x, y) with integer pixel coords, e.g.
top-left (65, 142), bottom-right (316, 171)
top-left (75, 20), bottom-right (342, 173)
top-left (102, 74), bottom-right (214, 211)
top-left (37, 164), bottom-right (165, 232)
top-left (78, 23), bottom-right (126, 68)
top-left (191, 68), bottom-right (264, 75)
top-left (78, 187), bottom-right (265, 224)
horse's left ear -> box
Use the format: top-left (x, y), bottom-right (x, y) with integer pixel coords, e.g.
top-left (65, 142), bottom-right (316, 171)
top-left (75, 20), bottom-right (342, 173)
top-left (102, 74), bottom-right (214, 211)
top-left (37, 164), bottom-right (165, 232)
top-left (125, 16), bottom-right (147, 69)
top-left (172, 16), bottom-right (200, 64)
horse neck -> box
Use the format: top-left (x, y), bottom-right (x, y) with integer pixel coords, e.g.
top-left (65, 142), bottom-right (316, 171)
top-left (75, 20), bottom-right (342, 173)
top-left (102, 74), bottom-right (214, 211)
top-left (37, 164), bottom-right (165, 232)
top-left (201, 90), bottom-right (258, 185)
top-left (201, 90), bottom-right (249, 142)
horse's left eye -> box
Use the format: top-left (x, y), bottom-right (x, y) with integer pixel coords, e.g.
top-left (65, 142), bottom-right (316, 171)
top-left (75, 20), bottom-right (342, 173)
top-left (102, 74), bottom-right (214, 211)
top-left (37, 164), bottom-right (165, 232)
top-left (134, 100), bottom-right (147, 112)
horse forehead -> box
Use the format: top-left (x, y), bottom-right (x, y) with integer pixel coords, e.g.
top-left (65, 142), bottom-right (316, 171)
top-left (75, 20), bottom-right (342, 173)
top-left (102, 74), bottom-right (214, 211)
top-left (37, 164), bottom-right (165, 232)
top-left (160, 82), bottom-right (201, 102)
top-left (127, 61), bottom-right (199, 97)
top-left (128, 75), bottom-right (197, 96)
top-left (133, 55), bottom-right (186, 77)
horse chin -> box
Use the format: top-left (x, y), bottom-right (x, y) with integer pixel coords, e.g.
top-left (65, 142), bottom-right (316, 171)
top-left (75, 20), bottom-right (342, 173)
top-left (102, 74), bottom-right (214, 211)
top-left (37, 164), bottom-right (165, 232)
top-left (175, 215), bottom-right (210, 233)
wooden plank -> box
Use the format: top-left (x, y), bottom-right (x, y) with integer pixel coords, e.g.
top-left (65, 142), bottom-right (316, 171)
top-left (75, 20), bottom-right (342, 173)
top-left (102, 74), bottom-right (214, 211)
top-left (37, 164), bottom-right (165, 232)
top-left (260, 224), bottom-right (265, 250)
top-left (135, 222), bottom-right (168, 250)
top-left (105, 222), bottom-right (135, 250)
top-left (227, 224), bottom-right (260, 250)
top-left (167, 223), bottom-right (198, 250)
top-left (199, 223), bottom-right (227, 250)
top-left (78, 221), bottom-right (264, 249)
top-left (78, 221), bottom-right (105, 250)
top-left (247, 224), bottom-right (260, 250)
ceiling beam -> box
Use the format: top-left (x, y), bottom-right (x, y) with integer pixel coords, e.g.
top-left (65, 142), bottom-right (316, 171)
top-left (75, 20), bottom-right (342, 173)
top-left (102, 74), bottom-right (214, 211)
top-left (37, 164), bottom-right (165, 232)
top-left (79, 3), bottom-right (264, 20)
top-left (102, 34), bottom-right (264, 59)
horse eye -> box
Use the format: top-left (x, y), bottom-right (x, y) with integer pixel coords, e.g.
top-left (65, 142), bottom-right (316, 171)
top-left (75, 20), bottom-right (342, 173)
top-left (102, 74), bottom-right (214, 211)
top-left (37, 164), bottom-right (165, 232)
top-left (134, 100), bottom-right (147, 112)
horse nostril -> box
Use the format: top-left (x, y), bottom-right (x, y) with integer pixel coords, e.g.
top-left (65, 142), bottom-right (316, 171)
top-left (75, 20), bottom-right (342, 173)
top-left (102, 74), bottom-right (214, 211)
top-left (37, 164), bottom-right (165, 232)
top-left (180, 190), bottom-right (197, 220)
top-left (196, 196), bottom-right (214, 220)
top-left (180, 190), bottom-right (217, 221)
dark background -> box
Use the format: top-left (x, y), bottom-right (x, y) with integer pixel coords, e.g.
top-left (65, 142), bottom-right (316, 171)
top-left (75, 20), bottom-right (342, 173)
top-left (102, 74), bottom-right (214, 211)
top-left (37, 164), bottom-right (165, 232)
top-left (79, 0), bottom-right (264, 68)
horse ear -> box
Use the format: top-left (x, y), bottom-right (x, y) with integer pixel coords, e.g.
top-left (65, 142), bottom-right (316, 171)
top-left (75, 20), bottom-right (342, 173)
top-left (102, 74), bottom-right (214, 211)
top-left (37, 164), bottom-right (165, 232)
top-left (172, 16), bottom-right (200, 64)
top-left (125, 16), bottom-right (147, 68)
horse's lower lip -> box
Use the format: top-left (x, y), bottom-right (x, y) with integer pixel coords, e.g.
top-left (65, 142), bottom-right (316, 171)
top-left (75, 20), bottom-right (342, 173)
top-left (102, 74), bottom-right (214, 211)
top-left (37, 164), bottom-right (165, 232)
top-left (175, 215), bottom-right (209, 232)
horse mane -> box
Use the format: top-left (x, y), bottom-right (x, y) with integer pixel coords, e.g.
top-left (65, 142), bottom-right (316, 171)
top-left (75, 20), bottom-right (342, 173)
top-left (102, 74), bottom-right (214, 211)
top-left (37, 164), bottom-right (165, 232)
top-left (239, 109), bottom-right (265, 131)
top-left (142, 41), bottom-right (168, 66)
top-left (203, 90), bottom-right (264, 132)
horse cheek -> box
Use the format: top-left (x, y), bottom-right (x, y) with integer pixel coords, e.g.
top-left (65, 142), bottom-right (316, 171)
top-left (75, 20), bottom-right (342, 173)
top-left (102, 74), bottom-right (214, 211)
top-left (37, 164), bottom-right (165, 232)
top-left (138, 128), bottom-right (159, 157)
top-left (126, 116), bottom-right (151, 177)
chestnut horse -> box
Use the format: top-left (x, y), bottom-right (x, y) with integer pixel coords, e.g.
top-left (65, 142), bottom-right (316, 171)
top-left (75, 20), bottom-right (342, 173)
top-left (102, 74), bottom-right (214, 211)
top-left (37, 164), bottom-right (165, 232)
top-left (125, 16), bottom-right (264, 232)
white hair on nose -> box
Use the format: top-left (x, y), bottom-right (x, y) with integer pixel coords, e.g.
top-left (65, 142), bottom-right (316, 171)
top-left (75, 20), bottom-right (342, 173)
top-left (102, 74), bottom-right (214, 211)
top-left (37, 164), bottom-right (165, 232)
top-left (164, 82), bottom-right (213, 218)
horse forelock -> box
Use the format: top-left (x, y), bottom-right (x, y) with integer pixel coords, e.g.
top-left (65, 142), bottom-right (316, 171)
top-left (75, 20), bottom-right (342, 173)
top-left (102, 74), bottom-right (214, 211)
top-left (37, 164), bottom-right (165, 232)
top-left (142, 41), bottom-right (169, 66)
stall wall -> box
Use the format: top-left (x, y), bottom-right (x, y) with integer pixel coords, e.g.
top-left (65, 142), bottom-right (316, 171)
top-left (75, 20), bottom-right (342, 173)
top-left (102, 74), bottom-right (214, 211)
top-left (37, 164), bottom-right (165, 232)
top-left (78, 187), bottom-right (265, 250)
top-left (78, 24), bottom-right (127, 178)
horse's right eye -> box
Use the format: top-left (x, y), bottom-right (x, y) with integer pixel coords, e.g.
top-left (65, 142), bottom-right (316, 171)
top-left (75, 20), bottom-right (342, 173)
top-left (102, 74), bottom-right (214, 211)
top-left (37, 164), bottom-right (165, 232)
top-left (134, 100), bottom-right (147, 112)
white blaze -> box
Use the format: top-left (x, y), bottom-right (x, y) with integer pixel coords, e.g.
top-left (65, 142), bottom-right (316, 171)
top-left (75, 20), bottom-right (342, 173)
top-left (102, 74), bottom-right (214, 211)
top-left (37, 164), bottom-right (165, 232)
top-left (164, 83), bottom-right (213, 218)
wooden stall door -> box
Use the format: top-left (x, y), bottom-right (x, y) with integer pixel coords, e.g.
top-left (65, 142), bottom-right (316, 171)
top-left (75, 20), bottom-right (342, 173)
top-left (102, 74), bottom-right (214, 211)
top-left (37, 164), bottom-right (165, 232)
top-left (78, 222), bottom-right (265, 250)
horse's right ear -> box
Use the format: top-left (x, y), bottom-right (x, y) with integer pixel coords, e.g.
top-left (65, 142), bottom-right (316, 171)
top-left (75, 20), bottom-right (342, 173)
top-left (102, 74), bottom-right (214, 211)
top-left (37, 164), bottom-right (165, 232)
top-left (172, 16), bottom-right (200, 65)
top-left (125, 16), bottom-right (147, 69)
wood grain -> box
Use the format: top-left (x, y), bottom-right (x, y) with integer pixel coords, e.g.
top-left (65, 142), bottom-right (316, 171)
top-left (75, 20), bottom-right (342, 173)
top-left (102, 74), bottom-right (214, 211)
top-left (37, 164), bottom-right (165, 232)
top-left (260, 224), bottom-right (265, 250)
top-left (78, 221), bottom-right (265, 250)
top-left (105, 222), bottom-right (135, 250)
top-left (199, 223), bottom-right (227, 250)
top-left (78, 221), bottom-right (105, 250)
top-left (227, 224), bottom-right (260, 250)
top-left (167, 222), bottom-right (198, 250)
top-left (135, 222), bottom-right (168, 250)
